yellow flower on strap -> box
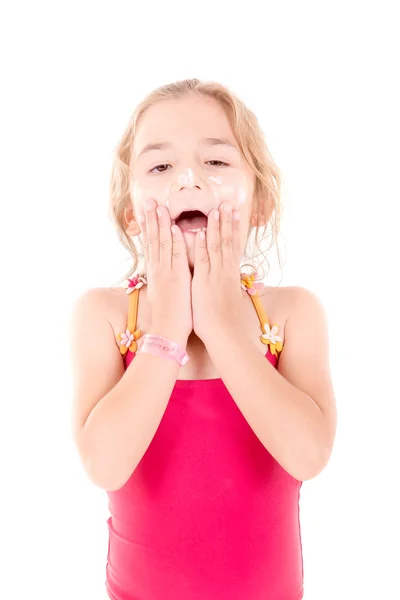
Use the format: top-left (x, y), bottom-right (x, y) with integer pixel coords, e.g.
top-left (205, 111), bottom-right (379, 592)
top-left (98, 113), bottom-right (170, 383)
top-left (240, 272), bottom-right (265, 296)
top-left (118, 328), bottom-right (142, 355)
top-left (261, 323), bottom-right (283, 356)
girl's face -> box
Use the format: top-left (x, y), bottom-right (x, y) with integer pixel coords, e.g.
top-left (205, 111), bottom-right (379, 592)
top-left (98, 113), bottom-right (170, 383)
top-left (127, 94), bottom-right (257, 268)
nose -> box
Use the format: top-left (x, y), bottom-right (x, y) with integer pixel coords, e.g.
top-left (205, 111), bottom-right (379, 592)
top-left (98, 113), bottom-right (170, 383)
top-left (173, 167), bottom-right (203, 193)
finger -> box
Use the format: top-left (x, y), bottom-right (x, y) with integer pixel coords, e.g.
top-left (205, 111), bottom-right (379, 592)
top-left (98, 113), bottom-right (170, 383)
top-left (207, 208), bottom-right (222, 269)
top-left (144, 198), bottom-right (159, 264)
top-left (171, 224), bottom-right (189, 269)
top-left (220, 202), bottom-right (233, 265)
top-left (232, 208), bottom-right (241, 265)
top-left (138, 209), bottom-right (149, 265)
top-left (156, 205), bottom-right (172, 269)
top-left (194, 229), bottom-right (209, 275)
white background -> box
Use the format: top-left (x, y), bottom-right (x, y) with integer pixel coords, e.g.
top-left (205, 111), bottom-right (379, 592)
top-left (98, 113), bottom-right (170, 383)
top-left (1, 1), bottom-right (399, 599)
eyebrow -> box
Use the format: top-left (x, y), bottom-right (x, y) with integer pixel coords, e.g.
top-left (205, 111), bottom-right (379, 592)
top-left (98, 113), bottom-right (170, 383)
top-left (137, 137), bottom-right (240, 159)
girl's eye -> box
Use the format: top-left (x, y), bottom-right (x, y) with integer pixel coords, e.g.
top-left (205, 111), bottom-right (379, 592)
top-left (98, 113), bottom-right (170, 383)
top-left (150, 164), bottom-right (171, 173)
top-left (150, 161), bottom-right (229, 173)
top-left (207, 160), bottom-right (229, 167)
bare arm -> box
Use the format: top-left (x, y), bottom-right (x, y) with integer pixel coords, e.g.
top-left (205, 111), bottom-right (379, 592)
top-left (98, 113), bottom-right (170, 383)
top-left (69, 288), bottom-right (188, 492)
top-left (202, 287), bottom-right (337, 481)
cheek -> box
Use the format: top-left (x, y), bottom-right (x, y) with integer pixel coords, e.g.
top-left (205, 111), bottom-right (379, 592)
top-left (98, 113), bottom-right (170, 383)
top-left (208, 173), bottom-right (249, 210)
top-left (131, 177), bottom-right (172, 210)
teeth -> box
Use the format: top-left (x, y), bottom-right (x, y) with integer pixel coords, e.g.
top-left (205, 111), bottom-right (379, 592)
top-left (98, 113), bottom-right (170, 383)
top-left (187, 227), bottom-right (207, 233)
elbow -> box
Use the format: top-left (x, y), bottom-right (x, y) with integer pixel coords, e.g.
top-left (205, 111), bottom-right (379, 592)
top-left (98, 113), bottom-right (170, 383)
top-left (74, 423), bottom-right (134, 492)
top-left (295, 444), bottom-right (333, 481)
top-left (84, 455), bottom-right (133, 492)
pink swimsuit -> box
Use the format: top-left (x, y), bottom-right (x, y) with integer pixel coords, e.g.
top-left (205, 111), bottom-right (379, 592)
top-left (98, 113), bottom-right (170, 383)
top-left (105, 276), bottom-right (304, 600)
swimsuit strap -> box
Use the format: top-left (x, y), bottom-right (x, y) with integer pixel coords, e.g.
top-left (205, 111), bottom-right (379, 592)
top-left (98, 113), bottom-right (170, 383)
top-left (127, 287), bottom-right (139, 333)
top-left (117, 274), bottom-right (147, 356)
top-left (240, 273), bottom-right (284, 357)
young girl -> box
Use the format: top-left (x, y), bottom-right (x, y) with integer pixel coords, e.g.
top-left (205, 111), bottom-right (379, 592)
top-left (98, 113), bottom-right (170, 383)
top-left (70, 78), bottom-right (337, 600)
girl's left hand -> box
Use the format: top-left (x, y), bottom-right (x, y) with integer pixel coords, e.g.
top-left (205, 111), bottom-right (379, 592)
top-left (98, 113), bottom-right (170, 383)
top-left (192, 201), bottom-right (244, 344)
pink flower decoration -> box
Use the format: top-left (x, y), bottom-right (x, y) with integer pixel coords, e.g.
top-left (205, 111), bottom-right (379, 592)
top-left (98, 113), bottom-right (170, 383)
top-left (247, 282), bottom-right (264, 296)
top-left (123, 274), bottom-right (147, 294)
top-left (120, 329), bottom-right (134, 348)
top-left (240, 273), bottom-right (265, 296)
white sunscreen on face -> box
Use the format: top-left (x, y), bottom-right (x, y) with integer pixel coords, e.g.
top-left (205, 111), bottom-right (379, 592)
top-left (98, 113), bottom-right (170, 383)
top-left (207, 176), bottom-right (247, 208)
top-left (178, 168), bottom-right (195, 187)
top-left (236, 187), bottom-right (246, 207)
top-left (208, 176), bottom-right (222, 185)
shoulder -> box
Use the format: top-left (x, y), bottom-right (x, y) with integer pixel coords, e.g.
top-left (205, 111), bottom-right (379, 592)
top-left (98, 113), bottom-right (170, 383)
top-left (69, 286), bottom-right (129, 332)
top-left (260, 285), bottom-right (330, 367)
top-left (280, 286), bottom-right (328, 332)
top-left (258, 285), bottom-right (326, 339)
top-left (70, 286), bottom-right (117, 317)
top-left (70, 284), bottom-right (152, 344)
top-left (260, 284), bottom-right (324, 313)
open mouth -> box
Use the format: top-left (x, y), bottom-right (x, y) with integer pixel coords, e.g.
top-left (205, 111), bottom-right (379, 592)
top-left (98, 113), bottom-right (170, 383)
top-left (174, 210), bottom-right (208, 233)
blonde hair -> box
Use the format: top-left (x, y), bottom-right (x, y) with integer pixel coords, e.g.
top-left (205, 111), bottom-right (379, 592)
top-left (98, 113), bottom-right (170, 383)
top-left (109, 78), bottom-right (284, 285)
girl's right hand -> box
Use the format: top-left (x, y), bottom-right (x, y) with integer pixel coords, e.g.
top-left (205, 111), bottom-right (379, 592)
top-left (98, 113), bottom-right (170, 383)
top-left (139, 198), bottom-right (193, 343)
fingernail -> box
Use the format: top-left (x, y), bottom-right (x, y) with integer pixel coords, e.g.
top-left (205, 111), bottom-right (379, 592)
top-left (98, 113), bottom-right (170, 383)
top-left (145, 199), bottom-right (153, 211)
top-left (224, 203), bottom-right (232, 213)
top-left (171, 224), bottom-right (178, 235)
top-left (138, 212), bottom-right (145, 223)
top-left (214, 210), bottom-right (220, 221)
top-left (199, 231), bottom-right (205, 239)
top-left (233, 209), bottom-right (240, 221)
top-left (156, 206), bottom-right (163, 217)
